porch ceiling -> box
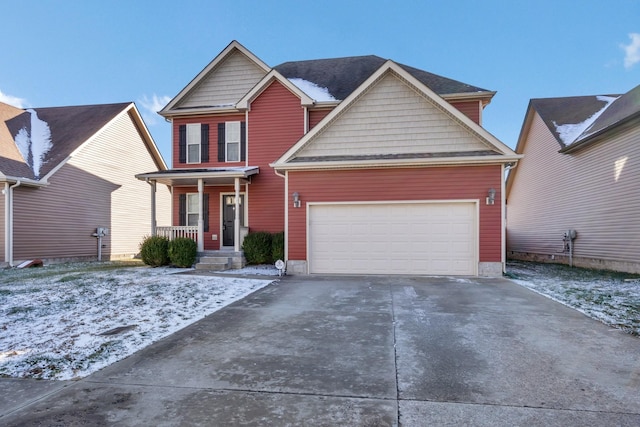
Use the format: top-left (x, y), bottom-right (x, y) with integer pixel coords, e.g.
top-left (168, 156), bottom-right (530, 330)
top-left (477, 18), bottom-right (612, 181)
top-left (135, 166), bottom-right (259, 187)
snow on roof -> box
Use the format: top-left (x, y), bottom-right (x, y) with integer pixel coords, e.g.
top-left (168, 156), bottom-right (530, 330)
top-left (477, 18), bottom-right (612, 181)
top-left (288, 78), bottom-right (337, 102)
top-left (14, 109), bottom-right (53, 178)
top-left (553, 96), bottom-right (619, 145)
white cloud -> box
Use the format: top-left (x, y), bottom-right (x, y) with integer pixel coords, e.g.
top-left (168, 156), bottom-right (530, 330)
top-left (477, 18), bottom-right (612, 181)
top-left (0, 89), bottom-right (27, 108)
top-left (139, 94), bottom-right (171, 125)
top-left (621, 33), bottom-right (640, 69)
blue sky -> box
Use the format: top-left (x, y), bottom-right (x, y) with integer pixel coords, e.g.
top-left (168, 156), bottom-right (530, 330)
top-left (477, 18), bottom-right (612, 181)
top-left (1, 0), bottom-right (639, 164)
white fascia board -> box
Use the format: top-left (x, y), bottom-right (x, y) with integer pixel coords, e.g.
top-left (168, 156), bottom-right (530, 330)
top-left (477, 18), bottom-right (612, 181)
top-left (236, 69), bottom-right (315, 110)
top-left (271, 154), bottom-right (522, 171)
top-left (135, 167), bottom-right (260, 181)
top-left (160, 40), bottom-right (271, 116)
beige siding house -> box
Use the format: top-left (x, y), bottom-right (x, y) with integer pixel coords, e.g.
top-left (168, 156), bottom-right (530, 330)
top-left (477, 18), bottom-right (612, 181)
top-left (506, 84), bottom-right (640, 273)
top-left (0, 101), bottom-right (171, 266)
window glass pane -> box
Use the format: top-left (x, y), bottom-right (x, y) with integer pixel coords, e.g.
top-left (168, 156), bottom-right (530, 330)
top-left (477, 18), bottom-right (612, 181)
top-left (226, 142), bottom-right (239, 162)
top-left (187, 214), bottom-right (198, 226)
top-left (187, 144), bottom-right (200, 163)
top-left (187, 194), bottom-right (199, 213)
top-left (225, 121), bottom-right (240, 143)
top-left (186, 123), bottom-right (201, 163)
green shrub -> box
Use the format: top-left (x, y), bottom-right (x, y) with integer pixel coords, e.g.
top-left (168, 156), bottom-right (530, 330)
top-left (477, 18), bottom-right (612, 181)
top-left (168, 237), bottom-right (197, 268)
top-left (242, 231), bottom-right (273, 265)
top-left (271, 231), bottom-right (284, 262)
top-left (139, 235), bottom-right (170, 267)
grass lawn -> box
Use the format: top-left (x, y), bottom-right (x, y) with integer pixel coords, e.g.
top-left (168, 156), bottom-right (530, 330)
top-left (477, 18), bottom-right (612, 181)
top-left (0, 262), bottom-right (274, 380)
top-left (506, 260), bottom-right (640, 336)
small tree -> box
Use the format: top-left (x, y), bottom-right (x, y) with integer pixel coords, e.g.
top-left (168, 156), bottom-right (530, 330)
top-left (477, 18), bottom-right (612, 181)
top-left (168, 237), bottom-right (197, 268)
top-left (139, 235), bottom-right (170, 267)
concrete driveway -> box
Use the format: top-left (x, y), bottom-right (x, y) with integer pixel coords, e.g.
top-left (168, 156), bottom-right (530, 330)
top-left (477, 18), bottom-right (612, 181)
top-left (1, 275), bottom-right (639, 426)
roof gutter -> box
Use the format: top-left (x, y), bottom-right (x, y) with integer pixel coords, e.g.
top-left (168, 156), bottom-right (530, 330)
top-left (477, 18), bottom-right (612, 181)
top-left (270, 154), bottom-right (522, 171)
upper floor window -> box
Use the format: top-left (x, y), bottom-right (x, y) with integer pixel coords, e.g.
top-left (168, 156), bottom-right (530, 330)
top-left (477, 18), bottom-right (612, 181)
top-left (186, 124), bottom-right (201, 163)
top-left (225, 121), bottom-right (241, 162)
top-left (178, 123), bottom-right (209, 164)
top-left (218, 121), bottom-right (246, 163)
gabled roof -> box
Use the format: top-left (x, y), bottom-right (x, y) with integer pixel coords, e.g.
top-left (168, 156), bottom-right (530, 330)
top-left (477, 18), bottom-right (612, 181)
top-left (272, 61), bottom-right (520, 170)
top-left (160, 40), bottom-right (271, 117)
top-left (236, 69), bottom-right (315, 110)
top-left (528, 84), bottom-right (640, 153)
top-left (0, 102), bottom-right (166, 184)
top-left (274, 55), bottom-right (494, 102)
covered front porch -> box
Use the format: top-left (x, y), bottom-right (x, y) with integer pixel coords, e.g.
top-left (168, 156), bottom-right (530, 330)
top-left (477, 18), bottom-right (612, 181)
top-left (135, 167), bottom-right (259, 253)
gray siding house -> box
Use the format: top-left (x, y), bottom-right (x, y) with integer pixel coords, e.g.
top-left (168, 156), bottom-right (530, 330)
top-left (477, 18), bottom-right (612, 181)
top-left (506, 84), bottom-right (640, 273)
top-left (0, 101), bottom-right (171, 266)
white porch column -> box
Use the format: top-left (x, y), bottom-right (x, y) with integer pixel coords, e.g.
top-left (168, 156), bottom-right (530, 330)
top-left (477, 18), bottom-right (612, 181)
top-left (197, 178), bottom-right (204, 252)
top-left (149, 179), bottom-right (157, 236)
top-left (234, 177), bottom-right (240, 252)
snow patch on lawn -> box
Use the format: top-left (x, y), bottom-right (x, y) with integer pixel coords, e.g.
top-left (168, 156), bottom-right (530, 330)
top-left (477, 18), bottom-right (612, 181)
top-left (0, 265), bottom-right (274, 380)
top-left (507, 261), bottom-right (640, 335)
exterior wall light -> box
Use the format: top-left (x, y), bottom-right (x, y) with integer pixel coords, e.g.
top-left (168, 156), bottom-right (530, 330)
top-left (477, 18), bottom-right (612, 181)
top-left (486, 188), bottom-right (496, 205)
top-left (292, 192), bottom-right (301, 208)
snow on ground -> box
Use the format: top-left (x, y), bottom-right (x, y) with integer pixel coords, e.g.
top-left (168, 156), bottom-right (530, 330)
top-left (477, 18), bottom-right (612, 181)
top-left (0, 263), bottom-right (274, 380)
top-left (506, 260), bottom-right (640, 336)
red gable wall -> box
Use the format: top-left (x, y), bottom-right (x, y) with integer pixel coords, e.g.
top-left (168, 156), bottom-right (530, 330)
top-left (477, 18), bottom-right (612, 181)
top-left (246, 81), bottom-right (305, 233)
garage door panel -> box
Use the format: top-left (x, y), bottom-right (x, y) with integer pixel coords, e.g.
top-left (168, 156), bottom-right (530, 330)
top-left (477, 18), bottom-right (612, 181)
top-left (308, 202), bottom-right (477, 275)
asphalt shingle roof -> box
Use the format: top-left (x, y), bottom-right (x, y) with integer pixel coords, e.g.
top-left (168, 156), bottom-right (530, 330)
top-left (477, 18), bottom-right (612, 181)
top-left (274, 55), bottom-right (490, 100)
top-left (2, 103), bottom-right (130, 179)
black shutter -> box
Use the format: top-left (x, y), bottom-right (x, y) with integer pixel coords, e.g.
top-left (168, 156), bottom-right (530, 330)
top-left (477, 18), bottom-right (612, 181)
top-left (217, 123), bottom-right (225, 162)
top-left (178, 125), bottom-right (186, 163)
top-left (203, 193), bottom-right (209, 232)
top-left (240, 122), bottom-right (246, 161)
top-left (178, 194), bottom-right (186, 226)
top-left (201, 124), bottom-right (209, 162)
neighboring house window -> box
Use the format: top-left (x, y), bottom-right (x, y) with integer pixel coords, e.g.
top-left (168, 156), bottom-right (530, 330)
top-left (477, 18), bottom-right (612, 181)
top-left (217, 121), bottom-right (246, 162)
top-left (178, 124), bottom-right (210, 164)
top-left (178, 193), bottom-right (209, 231)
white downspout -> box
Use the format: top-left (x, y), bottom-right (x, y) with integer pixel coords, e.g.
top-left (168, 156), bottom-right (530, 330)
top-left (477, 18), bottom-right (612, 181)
top-left (7, 180), bottom-right (21, 267)
top-left (502, 163), bottom-right (517, 273)
top-left (4, 182), bottom-right (9, 265)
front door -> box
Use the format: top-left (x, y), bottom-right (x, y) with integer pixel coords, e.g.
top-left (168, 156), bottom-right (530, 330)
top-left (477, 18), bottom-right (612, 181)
top-left (222, 195), bottom-right (244, 247)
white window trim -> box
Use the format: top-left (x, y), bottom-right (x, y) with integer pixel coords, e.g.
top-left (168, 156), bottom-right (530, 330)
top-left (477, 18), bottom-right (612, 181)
top-left (225, 121), bottom-right (241, 163)
top-left (186, 123), bottom-right (201, 164)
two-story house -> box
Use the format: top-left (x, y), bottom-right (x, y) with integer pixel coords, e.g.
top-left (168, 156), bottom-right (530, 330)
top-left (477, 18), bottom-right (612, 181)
top-left (137, 41), bottom-right (520, 276)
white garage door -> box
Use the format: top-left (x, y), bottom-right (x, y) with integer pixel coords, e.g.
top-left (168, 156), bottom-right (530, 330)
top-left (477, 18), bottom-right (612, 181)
top-left (308, 202), bottom-right (477, 275)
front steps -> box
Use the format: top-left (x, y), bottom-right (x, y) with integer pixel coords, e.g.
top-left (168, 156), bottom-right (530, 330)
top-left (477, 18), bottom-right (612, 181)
top-left (195, 251), bottom-right (246, 271)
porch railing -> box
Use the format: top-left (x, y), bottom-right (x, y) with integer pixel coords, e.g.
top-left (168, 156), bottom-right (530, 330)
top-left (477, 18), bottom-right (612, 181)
top-left (156, 226), bottom-right (198, 241)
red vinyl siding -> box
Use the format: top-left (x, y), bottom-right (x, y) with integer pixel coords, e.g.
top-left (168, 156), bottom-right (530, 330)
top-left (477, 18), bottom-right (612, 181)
top-left (246, 81), bottom-right (305, 233)
top-left (449, 100), bottom-right (482, 125)
top-left (308, 108), bottom-right (333, 130)
top-left (287, 165), bottom-right (502, 262)
top-left (172, 114), bottom-right (245, 168)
